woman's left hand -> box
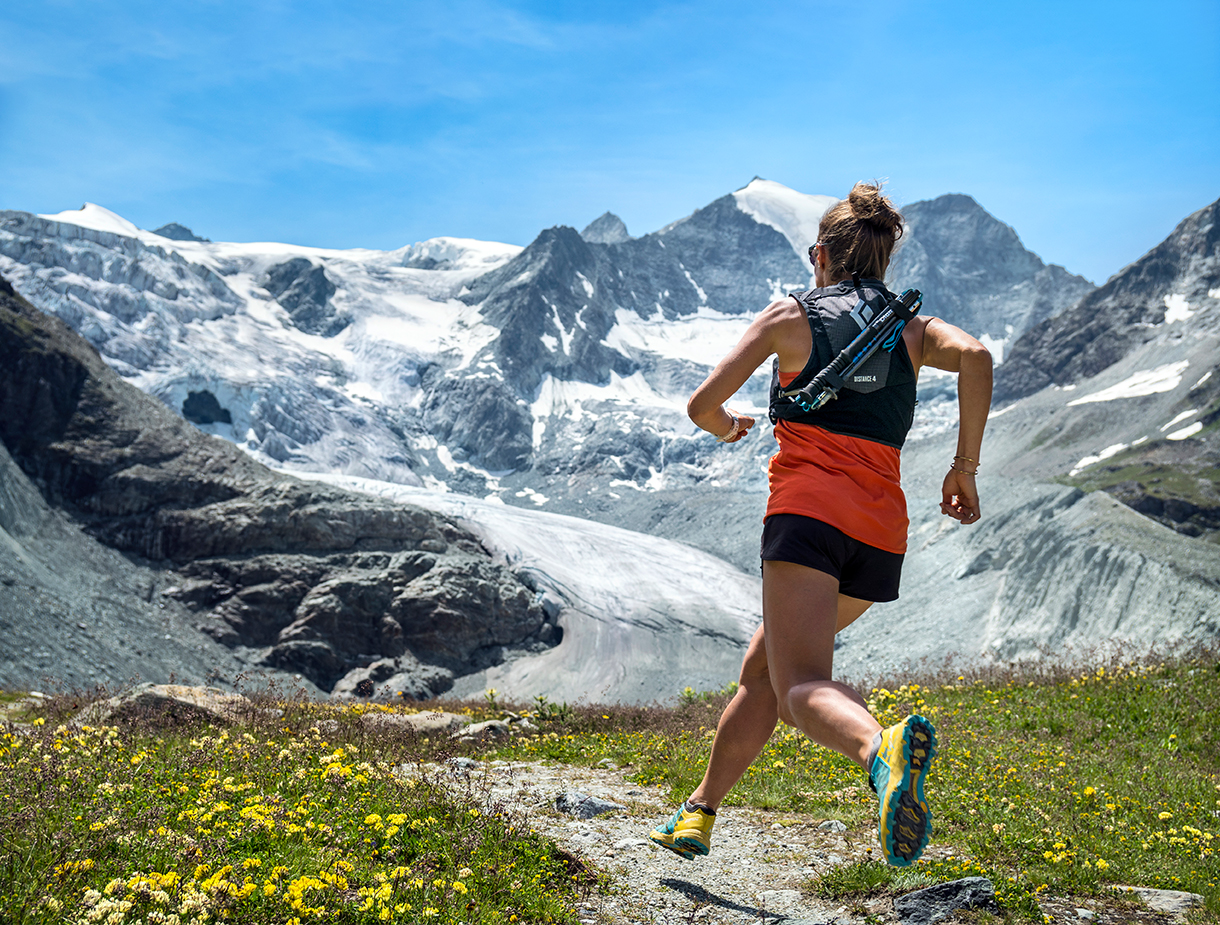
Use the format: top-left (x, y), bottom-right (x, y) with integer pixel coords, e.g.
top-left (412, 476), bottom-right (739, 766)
top-left (940, 468), bottom-right (980, 523)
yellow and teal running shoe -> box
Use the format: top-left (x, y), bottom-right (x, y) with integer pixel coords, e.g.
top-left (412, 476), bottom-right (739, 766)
top-left (869, 714), bottom-right (937, 867)
top-left (648, 802), bottom-right (715, 859)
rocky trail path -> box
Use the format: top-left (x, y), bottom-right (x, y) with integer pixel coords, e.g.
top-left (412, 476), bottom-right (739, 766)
top-left (439, 758), bottom-right (1205, 925)
top-left (464, 758), bottom-right (879, 925)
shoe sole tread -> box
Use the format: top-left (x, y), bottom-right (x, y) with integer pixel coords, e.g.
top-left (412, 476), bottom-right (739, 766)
top-left (879, 715), bottom-right (937, 867)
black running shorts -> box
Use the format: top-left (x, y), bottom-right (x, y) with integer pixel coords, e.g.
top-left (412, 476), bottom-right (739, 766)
top-left (759, 513), bottom-right (904, 602)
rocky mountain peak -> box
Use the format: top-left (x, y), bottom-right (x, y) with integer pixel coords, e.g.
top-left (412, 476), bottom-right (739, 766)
top-left (997, 197), bottom-right (1220, 401)
top-left (458, 225), bottom-right (629, 393)
top-left (153, 222), bottom-right (210, 242)
top-left (580, 212), bottom-right (631, 244)
top-left (888, 194), bottom-right (1095, 344)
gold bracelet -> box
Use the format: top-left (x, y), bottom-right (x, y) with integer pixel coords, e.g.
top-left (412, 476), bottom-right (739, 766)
top-left (949, 462), bottom-right (979, 476)
top-left (954, 455), bottom-right (977, 464)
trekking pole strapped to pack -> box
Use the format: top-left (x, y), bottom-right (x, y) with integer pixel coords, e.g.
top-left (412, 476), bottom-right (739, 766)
top-left (777, 287), bottom-right (923, 414)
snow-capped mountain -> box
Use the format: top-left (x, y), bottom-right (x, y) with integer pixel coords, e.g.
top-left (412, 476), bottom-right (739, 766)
top-left (0, 278), bottom-right (759, 702)
top-left (0, 204), bottom-right (522, 486)
top-left (0, 180), bottom-right (1088, 513)
top-left (2, 182), bottom-right (1217, 696)
top-left (7, 183), bottom-right (1220, 693)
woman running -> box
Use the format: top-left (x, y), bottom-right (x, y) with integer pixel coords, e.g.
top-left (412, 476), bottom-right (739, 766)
top-left (649, 181), bottom-right (993, 867)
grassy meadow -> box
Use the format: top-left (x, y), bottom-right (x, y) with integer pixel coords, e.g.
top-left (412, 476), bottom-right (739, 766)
top-left (1, 651), bottom-right (1217, 923)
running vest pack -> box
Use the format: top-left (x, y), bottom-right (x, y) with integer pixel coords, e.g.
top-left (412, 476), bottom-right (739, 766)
top-left (768, 279), bottom-right (917, 449)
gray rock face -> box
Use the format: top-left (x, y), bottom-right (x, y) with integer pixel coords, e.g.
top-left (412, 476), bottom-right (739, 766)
top-left (889, 194), bottom-right (1095, 346)
top-left (0, 437), bottom-right (262, 692)
top-left (262, 257), bottom-right (349, 337)
top-left (458, 225), bottom-right (640, 396)
top-left (998, 197), bottom-right (1220, 401)
top-left (153, 223), bottom-right (209, 243)
top-left (989, 196), bottom-right (1220, 533)
top-left (0, 278), bottom-right (555, 695)
top-left (437, 194), bottom-right (807, 475)
top-left (421, 371), bottom-right (534, 472)
top-left (580, 212), bottom-right (631, 244)
top-left (893, 877), bottom-right (999, 924)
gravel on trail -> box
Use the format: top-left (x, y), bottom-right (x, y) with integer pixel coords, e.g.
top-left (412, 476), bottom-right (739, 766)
top-left (416, 758), bottom-right (1200, 925)
top-left (426, 758), bottom-right (908, 925)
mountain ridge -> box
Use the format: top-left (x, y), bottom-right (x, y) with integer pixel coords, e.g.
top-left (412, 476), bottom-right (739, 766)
top-left (997, 197), bottom-right (1220, 402)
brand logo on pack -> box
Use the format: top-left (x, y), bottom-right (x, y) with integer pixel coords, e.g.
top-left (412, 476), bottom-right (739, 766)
top-left (849, 298), bottom-right (875, 331)
top-left (854, 375), bottom-right (876, 382)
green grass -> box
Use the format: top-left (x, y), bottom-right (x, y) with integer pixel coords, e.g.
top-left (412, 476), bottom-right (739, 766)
top-left (490, 655), bottom-right (1220, 920)
top-left (1065, 456), bottom-right (1220, 504)
top-left (4, 655), bottom-right (1218, 923)
top-left (0, 698), bottom-right (593, 925)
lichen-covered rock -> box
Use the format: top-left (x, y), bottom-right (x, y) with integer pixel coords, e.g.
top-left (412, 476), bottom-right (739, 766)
top-left (893, 877), bottom-right (999, 925)
top-left (73, 683), bottom-right (248, 728)
top-left (360, 710), bottom-right (470, 736)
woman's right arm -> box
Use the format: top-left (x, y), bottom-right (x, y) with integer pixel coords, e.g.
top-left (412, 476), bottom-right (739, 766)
top-left (687, 297), bottom-right (804, 442)
top-left (920, 317), bottom-right (993, 524)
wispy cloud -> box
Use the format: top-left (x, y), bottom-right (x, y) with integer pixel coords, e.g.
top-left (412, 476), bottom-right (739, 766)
top-left (1, 0), bottom-right (1216, 279)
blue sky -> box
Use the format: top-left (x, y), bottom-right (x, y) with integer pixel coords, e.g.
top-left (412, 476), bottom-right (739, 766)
top-left (2, 1), bottom-right (1217, 284)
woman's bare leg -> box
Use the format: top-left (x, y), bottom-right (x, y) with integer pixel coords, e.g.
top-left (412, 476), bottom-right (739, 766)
top-left (687, 625), bottom-right (776, 810)
top-left (687, 589), bottom-right (874, 809)
top-left (763, 560), bottom-right (881, 769)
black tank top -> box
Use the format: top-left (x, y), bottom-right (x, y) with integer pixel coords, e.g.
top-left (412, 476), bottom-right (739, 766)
top-left (768, 279), bottom-right (917, 449)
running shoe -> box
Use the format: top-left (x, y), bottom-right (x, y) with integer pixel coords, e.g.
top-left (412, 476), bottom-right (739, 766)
top-left (648, 802), bottom-right (715, 859)
top-left (869, 714), bottom-right (937, 867)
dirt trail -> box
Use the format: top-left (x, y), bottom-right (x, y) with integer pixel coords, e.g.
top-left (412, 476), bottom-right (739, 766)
top-left (437, 758), bottom-right (1201, 925)
top-left (466, 759), bottom-right (901, 924)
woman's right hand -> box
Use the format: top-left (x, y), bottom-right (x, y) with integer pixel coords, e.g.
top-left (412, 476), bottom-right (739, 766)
top-left (723, 412), bottom-right (756, 442)
top-left (940, 468), bottom-right (980, 523)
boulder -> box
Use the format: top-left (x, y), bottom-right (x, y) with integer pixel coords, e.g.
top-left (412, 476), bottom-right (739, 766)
top-left (1113, 886), bottom-right (1203, 917)
top-left (453, 719), bottom-right (512, 741)
top-left (893, 877), bottom-right (999, 924)
top-left (73, 684), bottom-right (248, 728)
top-left (359, 710), bottom-right (470, 736)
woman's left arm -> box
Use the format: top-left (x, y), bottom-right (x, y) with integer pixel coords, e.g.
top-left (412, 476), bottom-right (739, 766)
top-left (920, 318), bottom-right (993, 524)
